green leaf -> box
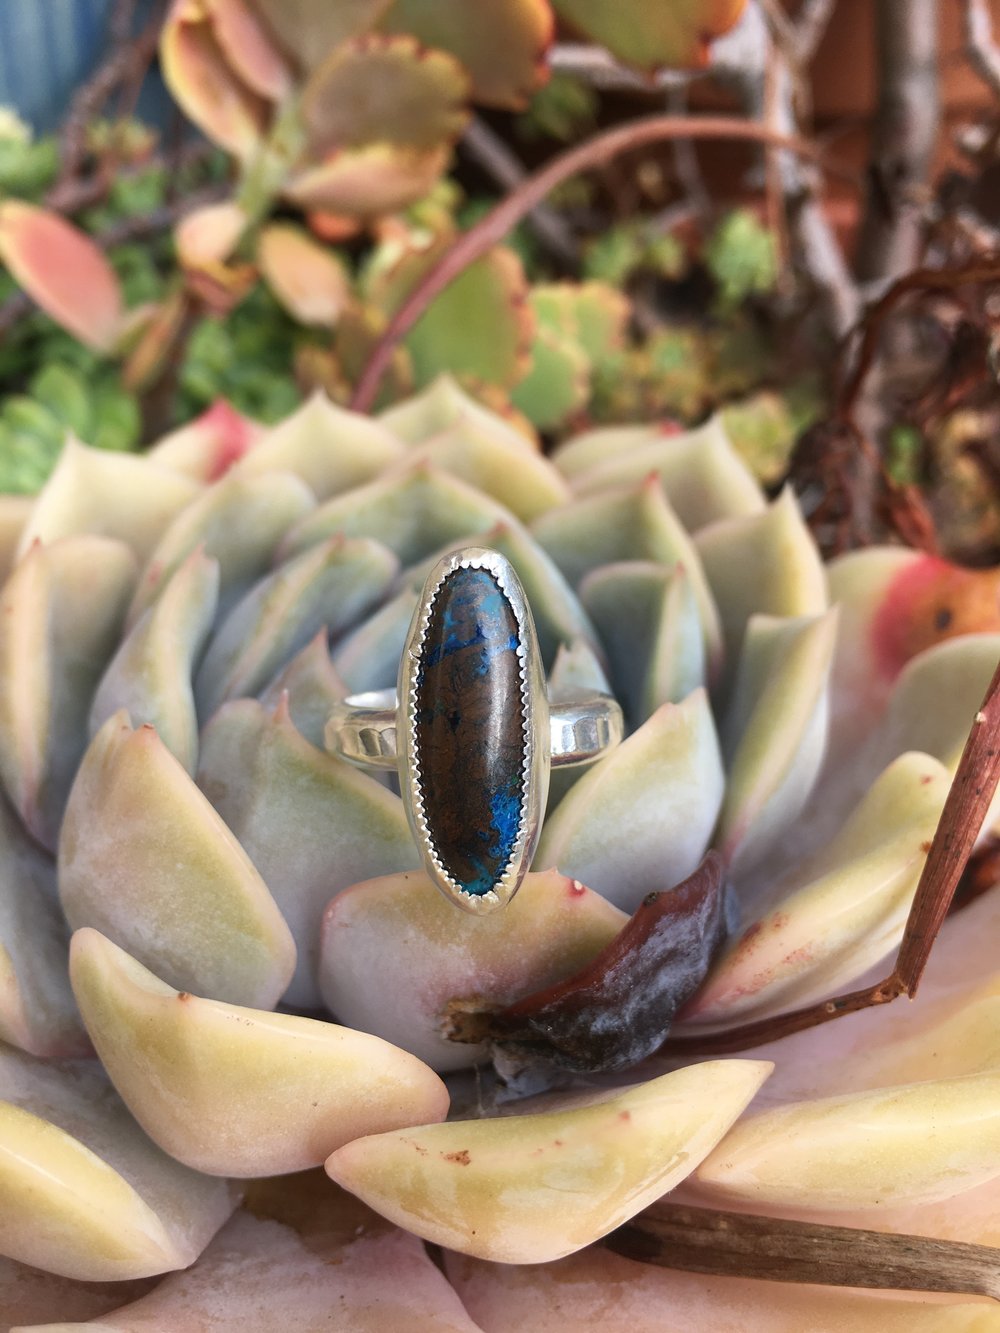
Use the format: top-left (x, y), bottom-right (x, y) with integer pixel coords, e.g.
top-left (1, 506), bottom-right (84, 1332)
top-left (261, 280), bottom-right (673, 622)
top-left (705, 209), bottom-right (778, 310)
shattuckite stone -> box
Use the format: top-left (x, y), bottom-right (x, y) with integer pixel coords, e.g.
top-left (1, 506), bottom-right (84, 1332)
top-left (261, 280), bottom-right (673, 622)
top-left (414, 565), bottom-right (526, 896)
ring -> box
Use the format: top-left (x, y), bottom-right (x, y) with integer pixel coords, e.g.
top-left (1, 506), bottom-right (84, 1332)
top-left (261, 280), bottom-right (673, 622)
top-left (325, 547), bottom-right (623, 914)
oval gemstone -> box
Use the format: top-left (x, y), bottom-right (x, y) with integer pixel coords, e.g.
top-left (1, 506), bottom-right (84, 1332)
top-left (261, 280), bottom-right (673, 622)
top-left (414, 565), bottom-right (526, 897)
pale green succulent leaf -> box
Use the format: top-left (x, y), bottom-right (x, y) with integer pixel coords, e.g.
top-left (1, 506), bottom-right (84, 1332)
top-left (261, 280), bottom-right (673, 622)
top-left (0, 1044), bottom-right (236, 1282)
top-left (90, 547), bottom-right (220, 774)
top-left (198, 697), bottom-right (419, 1007)
top-left (378, 373), bottom-right (534, 451)
top-left (15, 438), bottom-right (201, 565)
top-left (535, 689), bottom-right (725, 913)
top-left (194, 534), bottom-right (398, 719)
top-left (580, 560), bottom-right (706, 730)
top-left (717, 610), bottom-right (838, 874)
top-left (319, 868), bottom-right (626, 1072)
top-left (258, 630), bottom-right (347, 749)
top-left (128, 470), bottom-right (316, 626)
top-left (0, 496), bottom-right (30, 582)
top-left (326, 1060), bottom-right (772, 1263)
top-left (58, 712), bottom-right (296, 1009)
top-left (0, 537), bottom-right (136, 850)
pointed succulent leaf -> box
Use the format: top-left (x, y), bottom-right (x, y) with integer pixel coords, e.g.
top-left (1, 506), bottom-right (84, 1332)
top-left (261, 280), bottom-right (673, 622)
top-left (205, 0), bottom-right (292, 97)
top-left (580, 560), bottom-right (705, 729)
top-left (90, 548), bottom-right (219, 774)
top-left (685, 752), bottom-right (951, 1025)
top-left (0, 202), bottom-right (125, 352)
top-left (0, 799), bottom-right (85, 1058)
top-left (258, 630), bottom-right (347, 748)
top-left (160, 0), bottom-right (269, 157)
top-left (511, 323), bottom-right (592, 431)
top-left (695, 486), bottom-right (827, 682)
top-left (445, 1246), bottom-right (1000, 1333)
top-left (536, 689), bottom-right (725, 913)
top-left (551, 0), bottom-right (747, 71)
top-left (230, 390), bottom-right (404, 500)
top-left (0, 1044), bottom-right (236, 1281)
top-left (248, 0), bottom-right (393, 70)
top-left (332, 583), bottom-right (420, 693)
top-left (565, 413), bottom-right (765, 531)
top-left (58, 712), bottom-right (296, 1008)
top-left (480, 854), bottom-right (727, 1071)
top-left (198, 697), bottom-right (418, 1006)
top-left (695, 1072), bottom-right (1000, 1211)
top-left (378, 372), bottom-right (535, 449)
top-left (326, 1060), bottom-right (771, 1263)
top-left (380, 0), bottom-right (551, 108)
top-left (545, 636), bottom-right (613, 810)
top-left (16, 438), bottom-right (201, 564)
top-left (281, 463), bottom-right (515, 566)
top-left (0, 496), bottom-right (31, 580)
top-left (256, 224), bottom-right (350, 326)
top-left (319, 869), bottom-right (627, 1072)
top-left (70, 928), bottom-right (448, 1177)
top-left (0, 537), bottom-right (136, 849)
top-left (127, 469), bottom-right (315, 625)
top-left (29, 1174), bottom-right (483, 1332)
top-left (302, 34), bottom-right (470, 155)
top-left (370, 237), bottom-right (533, 392)
top-left (284, 141), bottom-right (452, 216)
top-left (195, 534), bottom-right (397, 717)
top-left (146, 399), bottom-right (260, 482)
top-left (717, 610), bottom-right (838, 873)
top-left (533, 478), bottom-right (723, 670)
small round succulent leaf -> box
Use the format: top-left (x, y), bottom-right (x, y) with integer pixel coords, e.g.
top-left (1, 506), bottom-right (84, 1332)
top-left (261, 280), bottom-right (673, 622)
top-left (694, 1072), bottom-right (1000, 1212)
top-left (90, 547), bottom-right (220, 775)
top-left (247, 0), bottom-right (393, 70)
top-left (0, 537), bottom-right (137, 850)
top-left (16, 438), bottom-right (202, 565)
top-left (58, 712), bottom-right (296, 1008)
top-left (510, 324), bottom-right (591, 431)
top-left (551, 0), bottom-right (747, 71)
top-left (326, 1060), bottom-right (772, 1263)
top-left (206, 0), bottom-right (293, 97)
top-left (319, 868), bottom-right (627, 1072)
top-left (194, 533), bottom-right (398, 718)
top-left (0, 1045), bottom-right (236, 1282)
top-left (717, 610), bottom-right (838, 874)
top-left (174, 200), bottom-right (248, 270)
top-left (280, 463), bottom-right (516, 567)
top-left (198, 697), bottom-right (419, 1006)
top-left (69, 928), bottom-right (448, 1177)
top-left (0, 202), bottom-right (125, 353)
top-left (258, 630), bottom-right (347, 748)
top-left (444, 1246), bottom-right (1000, 1333)
top-left (161, 2), bottom-right (270, 157)
top-left (0, 799), bottom-right (84, 1058)
top-left (256, 224), bottom-right (350, 327)
top-left (695, 486), bottom-right (827, 691)
top-left (284, 141), bottom-right (452, 216)
top-left (535, 689), bottom-right (725, 913)
top-left (562, 413), bottom-right (765, 532)
top-left (580, 560), bottom-right (705, 730)
top-left (127, 469), bottom-right (316, 626)
top-left (685, 751), bottom-right (951, 1025)
top-left (147, 400), bottom-right (261, 482)
top-left (301, 34), bottom-right (470, 155)
top-left (380, 0), bottom-right (551, 109)
top-left (532, 478), bottom-right (724, 671)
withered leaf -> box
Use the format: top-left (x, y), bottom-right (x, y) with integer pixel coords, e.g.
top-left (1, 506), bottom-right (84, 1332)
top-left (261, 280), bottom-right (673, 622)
top-left (448, 852), bottom-right (727, 1073)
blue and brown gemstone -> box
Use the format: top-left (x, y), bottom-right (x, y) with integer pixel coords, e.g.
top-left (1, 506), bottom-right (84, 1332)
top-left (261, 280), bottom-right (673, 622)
top-left (414, 564), bottom-right (526, 897)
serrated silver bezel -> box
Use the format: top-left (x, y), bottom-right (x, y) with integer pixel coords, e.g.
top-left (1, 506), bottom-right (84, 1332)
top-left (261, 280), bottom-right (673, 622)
top-left (398, 546), bottom-right (549, 915)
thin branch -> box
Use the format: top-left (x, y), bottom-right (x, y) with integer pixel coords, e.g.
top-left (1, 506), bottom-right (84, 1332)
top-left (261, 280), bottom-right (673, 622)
top-left (460, 119), bottom-right (579, 267)
top-left (666, 88), bottom-right (711, 219)
top-left (666, 654), bottom-right (1000, 1054)
top-left (350, 114), bottom-right (845, 412)
top-left (547, 44), bottom-right (697, 93)
top-left (964, 0), bottom-right (1000, 98)
top-left (610, 1204), bottom-right (1000, 1298)
top-left (791, 0), bottom-right (838, 64)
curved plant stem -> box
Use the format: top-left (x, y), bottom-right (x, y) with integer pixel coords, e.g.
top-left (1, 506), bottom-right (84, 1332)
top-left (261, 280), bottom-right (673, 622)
top-left (350, 114), bottom-right (843, 412)
top-left (666, 654), bottom-right (1000, 1054)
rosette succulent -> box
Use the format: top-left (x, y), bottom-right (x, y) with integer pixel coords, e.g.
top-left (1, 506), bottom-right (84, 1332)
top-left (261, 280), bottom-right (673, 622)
top-left (1, 376), bottom-right (999, 1330)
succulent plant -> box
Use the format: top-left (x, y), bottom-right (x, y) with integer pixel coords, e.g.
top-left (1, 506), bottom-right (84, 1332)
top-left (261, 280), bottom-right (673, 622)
top-left (0, 373), bottom-right (999, 1328)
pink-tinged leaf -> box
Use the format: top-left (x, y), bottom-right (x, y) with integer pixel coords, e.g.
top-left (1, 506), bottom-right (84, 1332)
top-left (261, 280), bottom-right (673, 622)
top-left (0, 202), bottom-right (124, 352)
top-left (174, 201), bottom-right (247, 269)
top-left (462, 854), bottom-right (728, 1072)
top-left (257, 224), bottom-right (350, 326)
top-left (147, 400), bottom-right (261, 482)
top-left (207, 0), bottom-right (292, 99)
top-left (285, 142), bottom-right (452, 217)
top-left (161, 0), bottom-right (269, 157)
